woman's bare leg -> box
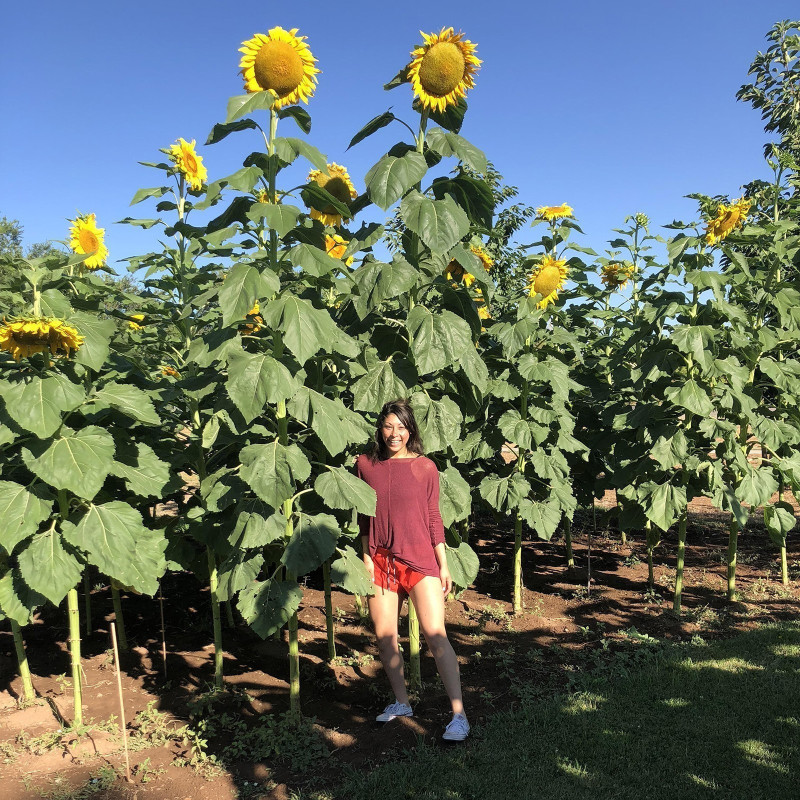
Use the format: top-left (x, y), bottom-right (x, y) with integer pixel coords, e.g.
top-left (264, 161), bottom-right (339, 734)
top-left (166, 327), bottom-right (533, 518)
top-left (409, 576), bottom-right (464, 716)
top-left (367, 584), bottom-right (409, 705)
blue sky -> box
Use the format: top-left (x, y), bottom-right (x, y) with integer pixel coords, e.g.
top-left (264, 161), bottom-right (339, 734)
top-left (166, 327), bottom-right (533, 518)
top-left (2, 1), bottom-right (798, 273)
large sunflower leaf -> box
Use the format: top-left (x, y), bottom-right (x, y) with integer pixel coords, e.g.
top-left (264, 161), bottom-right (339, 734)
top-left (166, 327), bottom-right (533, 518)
top-left (1, 375), bottom-right (85, 439)
top-left (438, 466), bottom-right (471, 528)
top-left (71, 312), bottom-right (115, 371)
top-left (17, 528), bottom-right (82, 606)
top-left (426, 128), bottom-right (487, 172)
top-left (446, 542), bottom-right (480, 589)
top-left (406, 305), bottom-right (472, 375)
top-left (273, 137), bottom-right (328, 172)
top-left (736, 466), bottom-right (778, 508)
top-left (22, 426), bottom-right (115, 500)
top-left (351, 355), bottom-right (415, 412)
top-left (61, 502), bottom-right (166, 596)
top-left (0, 570), bottom-right (47, 625)
top-left (664, 379), bottom-right (714, 418)
top-left (330, 546), bottom-right (374, 595)
top-left (518, 498), bottom-right (562, 540)
top-left (260, 294), bottom-right (338, 364)
top-left (409, 394), bottom-right (463, 453)
top-left (431, 175), bottom-right (494, 231)
top-left (281, 512), bottom-right (339, 576)
top-left (227, 504), bottom-right (287, 549)
top-left (639, 481), bottom-right (686, 532)
top-left (219, 263), bottom-right (279, 326)
top-left (39, 289), bottom-right (73, 318)
top-left (315, 467), bottom-right (377, 516)
top-left (92, 382), bottom-right (160, 425)
top-left (764, 502), bottom-right (797, 547)
top-left (247, 203), bottom-right (301, 237)
top-left (129, 185), bottom-right (170, 205)
top-left (287, 242), bottom-right (342, 278)
top-left (348, 111), bottom-right (397, 150)
top-left (479, 473), bottom-right (531, 513)
top-left (108, 441), bottom-right (174, 499)
top-left (0, 481), bottom-right (52, 556)
top-left (226, 91), bottom-right (275, 123)
top-left (240, 440), bottom-right (311, 509)
top-left (217, 550), bottom-right (265, 602)
top-left (227, 348), bottom-right (299, 425)
top-left (288, 388), bottom-right (372, 457)
top-left (278, 106), bottom-right (312, 134)
top-left (206, 118), bottom-right (259, 145)
top-left (237, 579), bottom-right (302, 639)
top-left (456, 344), bottom-right (489, 394)
top-left (365, 150), bottom-right (427, 211)
top-left (353, 257), bottom-right (418, 318)
top-left (300, 183), bottom-right (353, 219)
top-left (400, 191), bottom-right (469, 253)
top-left (342, 222), bottom-right (385, 259)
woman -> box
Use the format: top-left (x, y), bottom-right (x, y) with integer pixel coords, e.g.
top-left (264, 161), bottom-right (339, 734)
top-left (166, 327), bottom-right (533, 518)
top-left (356, 399), bottom-right (469, 741)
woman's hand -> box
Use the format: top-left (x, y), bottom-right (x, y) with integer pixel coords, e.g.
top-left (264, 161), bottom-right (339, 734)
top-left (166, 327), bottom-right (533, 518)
top-left (439, 563), bottom-right (452, 596)
top-left (363, 554), bottom-right (375, 583)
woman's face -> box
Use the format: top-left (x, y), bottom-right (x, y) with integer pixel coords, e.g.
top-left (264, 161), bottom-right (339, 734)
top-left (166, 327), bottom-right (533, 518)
top-left (381, 413), bottom-right (410, 457)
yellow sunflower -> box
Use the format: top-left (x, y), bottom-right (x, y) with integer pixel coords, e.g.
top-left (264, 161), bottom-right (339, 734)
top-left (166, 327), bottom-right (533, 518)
top-left (307, 163), bottom-right (357, 226)
top-left (444, 259), bottom-right (476, 288)
top-left (161, 365), bottom-right (180, 378)
top-left (536, 204), bottom-right (574, 222)
top-left (325, 234), bottom-right (355, 266)
top-left (600, 262), bottom-right (635, 289)
top-left (239, 27), bottom-right (319, 109)
top-left (470, 244), bottom-right (493, 273)
top-left (68, 213), bottom-right (108, 270)
top-left (167, 138), bottom-right (207, 191)
top-left (0, 317), bottom-right (84, 361)
top-left (127, 314), bottom-right (145, 331)
top-left (407, 27), bottom-right (481, 113)
top-left (527, 254), bottom-right (568, 309)
top-left (241, 302), bottom-right (264, 333)
top-left (473, 289), bottom-right (491, 320)
top-left (705, 197), bottom-right (751, 246)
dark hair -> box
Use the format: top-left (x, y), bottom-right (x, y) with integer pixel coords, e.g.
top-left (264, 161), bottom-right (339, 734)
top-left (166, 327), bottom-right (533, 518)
top-left (368, 398), bottom-right (424, 462)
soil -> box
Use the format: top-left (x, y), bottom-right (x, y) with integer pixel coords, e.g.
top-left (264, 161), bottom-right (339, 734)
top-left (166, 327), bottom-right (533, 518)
top-left (2, 494), bottom-right (799, 800)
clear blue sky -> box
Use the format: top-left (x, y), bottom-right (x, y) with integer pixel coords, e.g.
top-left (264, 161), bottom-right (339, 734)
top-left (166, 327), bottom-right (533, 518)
top-left (2, 1), bottom-right (798, 272)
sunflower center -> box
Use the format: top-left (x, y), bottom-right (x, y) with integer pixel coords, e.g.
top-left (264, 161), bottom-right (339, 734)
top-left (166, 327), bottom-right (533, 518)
top-left (418, 42), bottom-right (466, 97)
top-left (534, 266), bottom-right (563, 297)
top-left (183, 150), bottom-right (198, 173)
top-left (78, 229), bottom-right (98, 254)
top-left (254, 40), bottom-right (305, 96)
top-left (318, 176), bottom-right (352, 210)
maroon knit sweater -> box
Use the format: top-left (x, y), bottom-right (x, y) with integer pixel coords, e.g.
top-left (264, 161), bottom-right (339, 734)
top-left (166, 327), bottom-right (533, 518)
top-left (356, 454), bottom-right (445, 577)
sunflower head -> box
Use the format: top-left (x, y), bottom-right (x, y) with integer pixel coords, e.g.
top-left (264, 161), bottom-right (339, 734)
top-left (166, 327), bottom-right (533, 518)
top-left (239, 27), bottom-right (319, 108)
top-left (161, 365), bottom-right (180, 378)
top-left (444, 259), bottom-right (476, 288)
top-left (600, 262), bottom-right (635, 290)
top-left (634, 212), bottom-right (650, 228)
top-left (325, 234), bottom-right (355, 266)
top-left (306, 163), bottom-right (357, 226)
top-left (68, 214), bottom-right (108, 270)
top-left (255, 188), bottom-right (278, 204)
top-left (127, 314), bottom-right (145, 331)
top-left (470, 244), bottom-right (493, 273)
top-left (407, 27), bottom-right (480, 113)
top-left (473, 289), bottom-right (491, 320)
top-left (536, 204), bottom-right (574, 222)
top-left (705, 197), bottom-right (751, 246)
top-left (0, 317), bottom-right (84, 361)
top-left (527, 254), bottom-right (568, 310)
top-left (167, 138), bottom-right (208, 192)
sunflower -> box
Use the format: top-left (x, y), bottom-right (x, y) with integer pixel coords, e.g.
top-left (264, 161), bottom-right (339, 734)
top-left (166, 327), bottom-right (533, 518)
top-left (0, 317), bottom-right (84, 361)
top-left (473, 289), bottom-right (491, 320)
top-left (307, 163), bottom-right (357, 226)
top-left (325, 234), bottom-right (355, 266)
top-left (161, 366), bottom-right (180, 378)
top-left (444, 259), bottom-right (476, 288)
top-left (127, 314), bottom-right (145, 331)
top-left (600, 261), bottom-right (635, 289)
top-left (239, 27), bottom-right (319, 109)
top-left (470, 244), bottom-right (494, 273)
top-left (705, 197), bottom-right (751, 246)
top-left (527, 254), bottom-right (568, 309)
top-left (68, 213), bottom-right (108, 270)
top-left (255, 188), bottom-right (277, 204)
top-left (535, 204), bottom-right (574, 222)
top-left (167, 138), bottom-right (207, 191)
top-left (407, 27), bottom-right (480, 113)
top-left (241, 302), bottom-right (264, 333)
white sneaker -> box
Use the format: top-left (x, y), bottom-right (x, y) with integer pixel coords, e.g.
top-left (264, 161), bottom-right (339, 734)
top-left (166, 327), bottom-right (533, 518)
top-left (376, 701), bottom-right (413, 722)
top-left (442, 713), bottom-right (470, 741)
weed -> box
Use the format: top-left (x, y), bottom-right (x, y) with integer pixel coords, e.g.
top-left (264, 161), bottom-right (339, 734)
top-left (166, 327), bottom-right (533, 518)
top-left (330, 650), bottom-right (374, 668)
top-left (623, 553), bottom-right (641, 568)
top-left (22, 766), bottom-right (119, 800)
top-left (132, 757), bottom-right (165, 783)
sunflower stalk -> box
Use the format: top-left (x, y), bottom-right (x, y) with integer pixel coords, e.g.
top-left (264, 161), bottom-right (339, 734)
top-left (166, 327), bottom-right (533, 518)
top-left (513, 381), bottom-right (530, 613)
top-left (110, 580), bottom-right (128, 653)
top-left (322, 559), bottom-right (336, 661)
top-left (206, 546), bottom-right (224, 689)
top-left (673, 511), bottom-right (688, 613)
top-left (67, 587), bottom-right (83, 726)
top-left (11, 619), bottom-right (35, 702)
top-left (564, 516), bottom-right (574, 570)
top-left (407, 599), bottom-right (421, 688)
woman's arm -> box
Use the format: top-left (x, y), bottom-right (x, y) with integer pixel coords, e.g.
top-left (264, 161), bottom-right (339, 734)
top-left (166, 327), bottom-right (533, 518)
top-left (434, 542), bottom-right (452, 595)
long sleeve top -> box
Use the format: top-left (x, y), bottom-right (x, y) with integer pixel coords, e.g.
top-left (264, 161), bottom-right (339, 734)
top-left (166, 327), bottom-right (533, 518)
top-left (356, 454), bottom-right (445, 577)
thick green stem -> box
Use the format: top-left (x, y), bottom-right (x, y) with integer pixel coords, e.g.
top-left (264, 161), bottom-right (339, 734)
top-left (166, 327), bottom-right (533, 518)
top-left (673, 512), bottom-right (688, 613)
top-left (110, 581), bottom-right (128, 652)
top-left (206, 546), bottom-right (223, 689)
top-left (727, 516), bottom-right (739, 601)
top-left (67, 587), bottom-right (83, 726)
top-left (11, 619), bottom-right (35, 701)
top-left (564, 517), bottom-right (574, 569)
top-left (513, 513), bottom-right (523, 613)
top-left (354, 594), bottom-right (367, 621)
top-left (322, 560), bottom-right (336, 662)
top-left (83, 570), bottom-right (92, 637)
top-left (781, 541), bottom-right (789, 586)
top-left (224, 600), bottom-right (235, 628)
top-left (407, 599), bottom-right (421, 688)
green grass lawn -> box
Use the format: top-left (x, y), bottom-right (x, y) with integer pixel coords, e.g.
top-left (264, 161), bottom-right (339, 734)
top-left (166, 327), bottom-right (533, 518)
top-left (319, 623), bottom-right (800, 800)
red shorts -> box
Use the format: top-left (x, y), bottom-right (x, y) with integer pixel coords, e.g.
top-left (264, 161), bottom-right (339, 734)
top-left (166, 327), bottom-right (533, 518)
top-left (372, 548), bottom-right (426, 596)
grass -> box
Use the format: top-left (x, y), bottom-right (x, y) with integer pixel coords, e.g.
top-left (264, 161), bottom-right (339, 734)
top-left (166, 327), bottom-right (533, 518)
top-left (323, 622), bottom-right (800, 800)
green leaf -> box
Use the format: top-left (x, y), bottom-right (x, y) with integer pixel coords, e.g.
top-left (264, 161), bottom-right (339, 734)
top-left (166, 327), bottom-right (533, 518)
top-left (18, 528), bottom-right (82, 606)
top-left (0, 481), bottom-right (52, 555)
top-left (220, 166), bottom-right (262, 193)
top-left (640, 482), bottom-right (686, 532)
top-left (217, 551), bottom-right (264, 602)
top-left (62, 502), bottom-right (166, 595)
top-left (664, 379), bottom-right (714, 417)
top-left (365, 151), bottom-right (427, 211)
top-left (342, 222), bottom-right (385, 259)
top-left (206, 118), bottom-right (259, 144)
top-left (456, 343), bottom-right (489, 394)
top-left (219, 262), bottom-right (279, 326)
top-left (23, 425), bottom-right (114, 499)
top-left (39, 289), bottom-right (73, 318)
top-left (2, 375), bottom-right (85, 438)
top-left (288, 388), bottom-right (371, 456)
top-left (438, 466), bottom-right (471, 527)
top-left (400, 191), bottom-right (470, 253)
top-left (247, 203), bottom-right (301, 237)
top-left (0, 571), bottom-right (46, 625)
top-left (282, 513), bottom-right (340, 575)
top-left (518, 498), bottom-right (561, 540)
top-left (330, 546), bottom-right (374, 595)
top-left (226, 349), bottom-right (299, 424)
top-left (431, 175), bottom-right (494, 231)
top-left (425, 128), bottom-right (487, 172)
top-left (278, 106), bottom-right (312, 134)
top-left (237, 579), bottom-right (302, 639)
top-left (260, 294), bottom-right (338, 364)
top-left (409, 394), bottom-right (462, 453)
top-left (426, 96), bottom-right (466, 133)
top-left (129, 186), bottom-right (170, 206)
top-left (228, 505), bottom-right (287, 549)
top-left (353, 257), bottom-right (418, 318)
top-left (93, 382), bottom-right (160, 425)
top-left (71, 312), bottom-right (115, 371)
top-left (446, 542), bottom-right (479, 588)
top-left (348, 111), bottom-right (396, 149)
top-left (498, 410), bottom-right (549, 451)
top-left (764, 502), bottom-right (796, 547)
top-left (240, 440), bottom-right (311, 509)
top-left (351, 356), bottom-right (414, 412)
top-left (273, 137), bottom-right (328, 171)
top-left (517, 355), bottom-right (582, 398)
top-left (226, 91), bottom-right (275, 123)
top-left (287, 242), bottom-right (342, 277)
top-left (315, 467), bottom-right (377, 516)
top-left (300, 183), bottom-right (353, 219)
top-left (736, 466), bottom-right (778, 508)
top-left (479, 473), bottom-right (531, 513)
top-left (109, 442), bottom-right (174, 499)
top-left (406, 306), bottom-right (471, 374)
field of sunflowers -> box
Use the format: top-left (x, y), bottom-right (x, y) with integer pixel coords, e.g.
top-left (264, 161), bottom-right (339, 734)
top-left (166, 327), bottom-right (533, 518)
top-left (2, 17), bottom-right (800, 800)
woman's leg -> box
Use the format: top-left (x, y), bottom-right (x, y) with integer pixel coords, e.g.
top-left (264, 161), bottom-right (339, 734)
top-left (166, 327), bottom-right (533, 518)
top-left (367, 584), bottom-right (409, 705)
top-left (409, 576), bottom-right (464, 716)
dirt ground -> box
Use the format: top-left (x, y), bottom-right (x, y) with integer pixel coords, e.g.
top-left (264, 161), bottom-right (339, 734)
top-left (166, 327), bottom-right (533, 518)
top-left (2, 495), bottom-right (799, 800)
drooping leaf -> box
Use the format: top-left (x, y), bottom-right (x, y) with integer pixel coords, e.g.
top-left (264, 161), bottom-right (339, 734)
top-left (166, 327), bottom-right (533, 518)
top-left (353, 257), bottom-right (418, 318)
top-left (0, 570), bottom-right (47, 625)
top-left (400, 191), bottom-right (470, 253)
top-left (281, 513), bottom-right (340, 576)
top-left (287, 242), bottom-right (342, 277)
top-left (409, 394), bottom-right (462, 452)
top-left (93, 382), bottom-right (160, 425)
top-left (247, 203), bottom-right (301, 237)
top-left (425, 128), bottom-right (488, 172)
top-left (226, 91), bottom-right (274, 123)
top-left (479, 473), bottom-right (531, 513)
top-left (348, 111), bottom-right (396, 150)
top-left (365, 151), bottom-right (427, 211)
top-left (206, 118), bottom-right (259, 145)
top-left (228, 504), bottom-right (287, 549)
top-left (764, 502), bottom-right (797, 547)
top-left (351, 356), bottom-right (414, 412)
top-left (315, 467), bottom-right (377, 516)
top-left (288, 388), bottom-right (372, 456)
top-left (1, 375), bottom-right (84, 438)
top-left (226, 349), bottom-right (299, 424)
top-left (18, 528), bottom-right (82, 606)
top-left (237, 579), bottom-right (302, 639)
top-left (277, 106), bottom-right (312, 134)
top-left (640, 481), bottom-right (686, 532)
top-left (217, 550), bottom-right (265, 602)
top-left (330, 546), bottom-right (375, 595)
top-left (239, 440), bottom-right (311, 509)
top-left (273, 137), bottom-right (328, 171)
top-left (71, 312), bottom-right (115, 371)
top-left (260, 294), bottom-right (339, 364)
top-left (736, 466), bottom-right (778, 508)
top-left (219, 262), bottom-right (279, 326)
top-left (518, 498), bottom-right (562, 540)
top-left (108, 441), bottom-right (174, 499)
top-left (438, 466), bottom-right (471, 527)
top-left (406, 306), bottom-right (472, 374)
top-left (664, 379), bottom-right (714, 418)
top-left (446, 542), bottom-right (479, 588)
top-left (0, 481), bottom-right (52, 555)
